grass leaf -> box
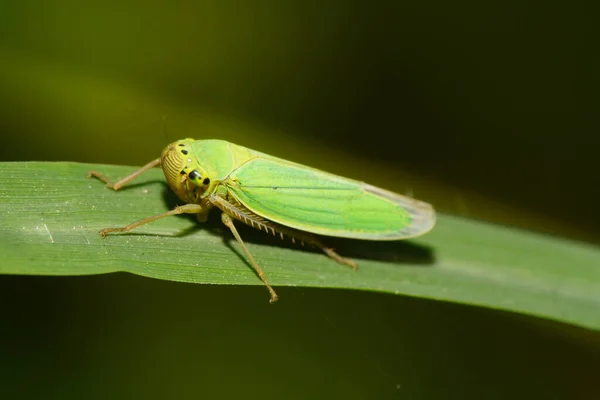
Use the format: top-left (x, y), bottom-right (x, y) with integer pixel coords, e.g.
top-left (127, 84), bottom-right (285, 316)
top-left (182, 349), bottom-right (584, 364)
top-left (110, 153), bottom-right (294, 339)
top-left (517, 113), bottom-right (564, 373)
top-left (2, 161), bottom-right (599, 330)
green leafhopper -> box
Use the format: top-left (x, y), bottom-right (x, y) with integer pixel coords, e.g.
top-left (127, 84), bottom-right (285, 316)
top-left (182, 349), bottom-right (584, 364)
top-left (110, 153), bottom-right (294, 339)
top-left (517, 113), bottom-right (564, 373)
top-left (89, 139), bottom-right (435, 302)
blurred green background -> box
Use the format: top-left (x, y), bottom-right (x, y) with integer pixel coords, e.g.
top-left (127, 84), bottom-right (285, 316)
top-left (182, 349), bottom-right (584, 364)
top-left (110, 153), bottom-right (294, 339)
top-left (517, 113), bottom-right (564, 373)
top-left (1, 0), bottom-right (599, 398)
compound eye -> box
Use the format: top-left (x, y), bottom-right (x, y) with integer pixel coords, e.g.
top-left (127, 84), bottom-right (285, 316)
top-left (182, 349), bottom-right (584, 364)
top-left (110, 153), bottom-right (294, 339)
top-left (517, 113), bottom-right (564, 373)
top-left (188, 170), bottom-right (201, 181)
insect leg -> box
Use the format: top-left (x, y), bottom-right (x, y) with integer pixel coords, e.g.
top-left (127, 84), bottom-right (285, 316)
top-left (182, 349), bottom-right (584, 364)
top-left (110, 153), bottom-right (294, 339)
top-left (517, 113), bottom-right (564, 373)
top-left (195, 208), bottom-right (211, 222)
top-left (209, 194), bottom-right (358, 270)
top-left (88, 158), bottom-right (161, 190)
top-left (220, 212), bottom-right (279, 304)
top-left (319, 246), bottom-right (358, 270)
top-left (99, 204), bottom-right (204, 237)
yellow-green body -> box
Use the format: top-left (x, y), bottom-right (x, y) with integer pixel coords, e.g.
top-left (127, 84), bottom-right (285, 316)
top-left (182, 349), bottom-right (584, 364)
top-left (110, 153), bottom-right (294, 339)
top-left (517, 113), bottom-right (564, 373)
top-left (165, 139), bottom-right (435, 240)
top-left (90, 138), bottom-right (435, 303)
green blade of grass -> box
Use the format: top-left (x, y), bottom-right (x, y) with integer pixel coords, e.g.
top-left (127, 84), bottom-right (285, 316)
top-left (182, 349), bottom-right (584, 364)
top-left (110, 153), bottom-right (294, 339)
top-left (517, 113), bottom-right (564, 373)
top-left (2, 161), bottom-right (599, 330)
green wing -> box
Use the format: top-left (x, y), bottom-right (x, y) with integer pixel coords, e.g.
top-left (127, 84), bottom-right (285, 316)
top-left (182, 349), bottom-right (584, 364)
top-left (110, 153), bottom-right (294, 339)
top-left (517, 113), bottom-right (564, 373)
top-left (226, 156), bottom-right (435, 240)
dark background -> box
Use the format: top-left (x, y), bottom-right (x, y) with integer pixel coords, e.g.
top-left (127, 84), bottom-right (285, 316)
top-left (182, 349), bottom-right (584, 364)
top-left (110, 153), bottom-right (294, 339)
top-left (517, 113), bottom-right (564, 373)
top-left (1, 1), bottom-right (599, 398)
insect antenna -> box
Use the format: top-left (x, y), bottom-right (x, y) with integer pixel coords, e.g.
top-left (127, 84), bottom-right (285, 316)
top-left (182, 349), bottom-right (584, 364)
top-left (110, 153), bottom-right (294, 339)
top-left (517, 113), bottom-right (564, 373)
top-left (162, 114), bottom-right (170, 142)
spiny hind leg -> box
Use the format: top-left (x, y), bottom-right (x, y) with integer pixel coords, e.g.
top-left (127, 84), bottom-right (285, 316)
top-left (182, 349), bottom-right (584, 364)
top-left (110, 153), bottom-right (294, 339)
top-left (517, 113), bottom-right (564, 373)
top-left (282, 228), bottom-right (357, 270)
top-left (320, 247), bottom-right (358, 270)
top-left (220, 212), bottom-right (279, 304)
top-left (209, 194), bottom-right (357, 272)
top-left (279, 229), bottom-right (358, 270)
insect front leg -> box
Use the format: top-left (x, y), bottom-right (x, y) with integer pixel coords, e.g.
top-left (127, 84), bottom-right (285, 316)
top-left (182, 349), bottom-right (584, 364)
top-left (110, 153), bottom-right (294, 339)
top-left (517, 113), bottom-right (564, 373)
top-left (88, 158), bottom-right (161, 190)
top-left (220, 212), bottom-right (279, 304)
top-left (195, 207), bottom-right (211, 222)
top-left (99, 204), bottom-right (204, 237)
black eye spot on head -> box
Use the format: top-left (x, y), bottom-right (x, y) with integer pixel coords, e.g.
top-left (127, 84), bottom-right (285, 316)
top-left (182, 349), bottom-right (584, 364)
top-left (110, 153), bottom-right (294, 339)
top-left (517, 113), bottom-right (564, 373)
top-left (189, 170), bottom-right (201, 180)
top-left (178, 143), bottom-right (185, 147)
top-left (181, 149), bottom-right (188, 155)
top-left (203, 178), bottom-right (210, 185)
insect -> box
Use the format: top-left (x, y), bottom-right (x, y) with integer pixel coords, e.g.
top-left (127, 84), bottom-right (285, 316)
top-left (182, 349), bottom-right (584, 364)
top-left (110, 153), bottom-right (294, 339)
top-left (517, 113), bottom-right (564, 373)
top-left (89, 139), bottom-right (435, 303)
